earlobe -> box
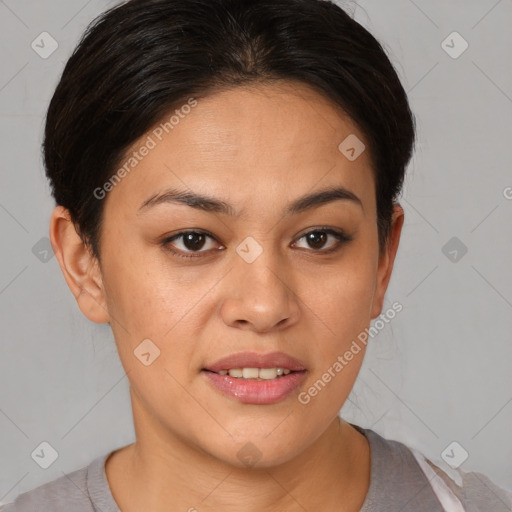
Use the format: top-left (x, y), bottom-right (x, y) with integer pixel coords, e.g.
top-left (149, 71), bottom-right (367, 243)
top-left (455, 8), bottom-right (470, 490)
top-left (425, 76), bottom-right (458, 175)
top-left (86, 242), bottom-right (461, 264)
top-left (370, 204), bottom-right (404, 319)
top-left (49, 206), bottom-right (110, 324)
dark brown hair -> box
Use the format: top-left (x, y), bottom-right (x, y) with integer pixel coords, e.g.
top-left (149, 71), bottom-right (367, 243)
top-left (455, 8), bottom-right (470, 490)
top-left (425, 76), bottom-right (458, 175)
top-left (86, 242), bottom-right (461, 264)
top-left (43, 0), bottom-right (415, 260)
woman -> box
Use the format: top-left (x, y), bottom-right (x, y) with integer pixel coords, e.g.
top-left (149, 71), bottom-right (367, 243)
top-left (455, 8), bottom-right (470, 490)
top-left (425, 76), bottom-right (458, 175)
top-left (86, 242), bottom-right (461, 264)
top-left (2, 0), bottom-right (511, 510)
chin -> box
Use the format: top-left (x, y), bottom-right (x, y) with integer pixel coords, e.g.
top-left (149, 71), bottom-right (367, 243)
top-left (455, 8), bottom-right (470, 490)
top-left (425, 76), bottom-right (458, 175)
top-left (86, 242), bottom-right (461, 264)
top-left (201, 430), bottom-right (310, 470)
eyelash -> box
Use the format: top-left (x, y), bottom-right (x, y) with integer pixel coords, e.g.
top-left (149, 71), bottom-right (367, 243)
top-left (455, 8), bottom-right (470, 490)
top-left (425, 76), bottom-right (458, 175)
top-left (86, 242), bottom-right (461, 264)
top-left (161, 227), bottom-right (353, 260)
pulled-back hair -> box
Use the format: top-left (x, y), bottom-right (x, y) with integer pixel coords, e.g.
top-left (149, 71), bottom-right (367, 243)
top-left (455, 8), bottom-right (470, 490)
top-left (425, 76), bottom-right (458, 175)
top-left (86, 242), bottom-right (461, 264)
top-left (43, 0), bottom-right (415, 260)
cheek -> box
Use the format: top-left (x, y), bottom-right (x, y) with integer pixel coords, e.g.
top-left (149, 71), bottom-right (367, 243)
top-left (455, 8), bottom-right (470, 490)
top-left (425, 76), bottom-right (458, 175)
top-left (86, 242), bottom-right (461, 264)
top-left (101, 247), bottom-right (184, 334)
top-left (100, 255), bottom-right (205, 388)
top-left (306, 255), bottom-right (377, 342)
top-left (296, 268), bottom-right (374, 419)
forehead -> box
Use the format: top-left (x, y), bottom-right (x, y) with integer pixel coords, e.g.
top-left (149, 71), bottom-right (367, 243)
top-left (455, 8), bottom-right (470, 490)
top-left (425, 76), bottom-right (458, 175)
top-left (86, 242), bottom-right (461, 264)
top-left (103, 82), bottom-right (375, 218)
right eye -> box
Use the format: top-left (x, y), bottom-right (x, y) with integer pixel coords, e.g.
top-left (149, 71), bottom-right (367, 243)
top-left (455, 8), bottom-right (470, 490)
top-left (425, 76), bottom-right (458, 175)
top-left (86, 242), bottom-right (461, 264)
top-left (161, 230), bottom-right (223, 259)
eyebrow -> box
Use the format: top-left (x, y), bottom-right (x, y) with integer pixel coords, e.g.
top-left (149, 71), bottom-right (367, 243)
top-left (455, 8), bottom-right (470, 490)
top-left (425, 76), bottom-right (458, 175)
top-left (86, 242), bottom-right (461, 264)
top-left (137, 185), bottom-right (363, 217)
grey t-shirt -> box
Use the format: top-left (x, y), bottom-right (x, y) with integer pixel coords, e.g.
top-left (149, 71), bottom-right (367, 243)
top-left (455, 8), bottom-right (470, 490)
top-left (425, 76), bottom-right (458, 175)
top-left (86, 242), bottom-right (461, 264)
top-left (2, 425), bottom-right (511, 511)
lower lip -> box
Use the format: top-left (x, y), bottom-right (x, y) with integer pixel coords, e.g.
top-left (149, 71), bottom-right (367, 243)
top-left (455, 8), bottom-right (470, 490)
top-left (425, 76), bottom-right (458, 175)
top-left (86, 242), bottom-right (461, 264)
top-left (202, 370), bottom-right (306, 405)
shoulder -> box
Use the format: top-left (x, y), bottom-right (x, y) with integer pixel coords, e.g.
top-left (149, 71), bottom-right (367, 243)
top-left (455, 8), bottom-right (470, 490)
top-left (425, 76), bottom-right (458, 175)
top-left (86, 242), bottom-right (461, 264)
top-left (0, 466), bottom-right (89, 512)
top-left (414, 451), bottom-right (512, 512)
top-left (0, 452), bottom-right (112, 512)
top-left (354, 425), bottom-right (512, 512)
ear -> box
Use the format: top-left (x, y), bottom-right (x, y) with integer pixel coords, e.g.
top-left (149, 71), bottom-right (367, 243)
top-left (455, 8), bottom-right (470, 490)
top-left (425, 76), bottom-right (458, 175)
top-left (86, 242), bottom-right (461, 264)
top-left (49, 205), bottom-right (110, 324)
top-left (370, 204), bottom-right (404, 319)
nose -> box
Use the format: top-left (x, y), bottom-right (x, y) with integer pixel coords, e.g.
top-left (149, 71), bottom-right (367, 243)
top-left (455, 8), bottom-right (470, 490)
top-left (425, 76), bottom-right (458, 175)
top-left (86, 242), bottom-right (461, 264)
top-left (219, 247), bottom-right (301, 333)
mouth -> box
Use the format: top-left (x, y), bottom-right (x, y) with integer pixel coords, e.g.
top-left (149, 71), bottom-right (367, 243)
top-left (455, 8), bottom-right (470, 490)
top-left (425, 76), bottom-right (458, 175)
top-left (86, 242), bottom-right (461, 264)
top-left (202, 351), bottom-right (307, 404)
top-left (206, 367), bottom-right (293, 379)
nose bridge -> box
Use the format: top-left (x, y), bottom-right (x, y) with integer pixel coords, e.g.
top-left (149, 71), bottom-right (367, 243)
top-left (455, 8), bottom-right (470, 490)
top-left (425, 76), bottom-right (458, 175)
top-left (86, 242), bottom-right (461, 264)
top-left (220, 237), bottom-right (300, 331)
top-left (240, 248), bottom-right (287, 299)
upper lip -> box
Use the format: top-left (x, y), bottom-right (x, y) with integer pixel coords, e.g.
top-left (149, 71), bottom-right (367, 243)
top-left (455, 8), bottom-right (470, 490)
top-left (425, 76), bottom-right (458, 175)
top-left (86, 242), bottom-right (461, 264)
top-left (203, 351), bottom-right (306, 373)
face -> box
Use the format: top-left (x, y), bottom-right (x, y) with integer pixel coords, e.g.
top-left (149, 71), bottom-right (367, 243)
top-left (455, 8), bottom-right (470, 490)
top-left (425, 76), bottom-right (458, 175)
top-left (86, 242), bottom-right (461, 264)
top-left (54, 81), bottom-right (403, 468)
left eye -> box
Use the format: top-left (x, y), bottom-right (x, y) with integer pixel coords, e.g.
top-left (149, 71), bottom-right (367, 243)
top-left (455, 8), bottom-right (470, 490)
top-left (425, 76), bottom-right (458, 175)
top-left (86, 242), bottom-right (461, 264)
top-left (293, 229), bottom-right (349, 251)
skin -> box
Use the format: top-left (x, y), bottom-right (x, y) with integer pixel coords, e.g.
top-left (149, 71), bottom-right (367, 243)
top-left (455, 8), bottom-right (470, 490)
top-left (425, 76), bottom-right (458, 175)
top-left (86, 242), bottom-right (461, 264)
top-left (50, 81), bottom-right (404, 512)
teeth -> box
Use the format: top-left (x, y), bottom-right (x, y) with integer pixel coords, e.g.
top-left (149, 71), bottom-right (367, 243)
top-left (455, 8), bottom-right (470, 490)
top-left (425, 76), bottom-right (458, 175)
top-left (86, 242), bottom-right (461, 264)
top-left (219, 368), bottom-right (292, 379)
top-left (259, 368), bottom-right (279, 380)
top-left (242, 368), bottom-right (259, 379)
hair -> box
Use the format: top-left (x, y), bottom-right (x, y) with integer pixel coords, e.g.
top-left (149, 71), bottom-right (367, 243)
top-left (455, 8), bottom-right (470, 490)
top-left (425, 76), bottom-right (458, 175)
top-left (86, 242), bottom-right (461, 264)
top-left (43, 0), bottom-right (415, 261)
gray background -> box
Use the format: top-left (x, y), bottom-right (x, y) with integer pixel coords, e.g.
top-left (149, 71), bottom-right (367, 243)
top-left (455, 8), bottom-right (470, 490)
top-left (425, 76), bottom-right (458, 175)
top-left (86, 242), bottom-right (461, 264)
top-left (1, 0), bottom-right (511, 504)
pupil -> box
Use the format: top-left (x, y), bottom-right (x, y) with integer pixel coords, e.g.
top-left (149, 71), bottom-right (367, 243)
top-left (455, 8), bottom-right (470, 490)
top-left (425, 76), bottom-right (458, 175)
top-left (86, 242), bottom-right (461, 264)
top-left (307, 231), bottom-right (326, 249)
top-left (184, 233), bottom-right (205, 251)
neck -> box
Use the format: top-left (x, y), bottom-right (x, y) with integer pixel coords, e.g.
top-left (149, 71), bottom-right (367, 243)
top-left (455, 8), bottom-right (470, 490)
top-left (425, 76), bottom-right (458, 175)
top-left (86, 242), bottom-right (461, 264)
top-left (105, 392), bottom-right (370, 512)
